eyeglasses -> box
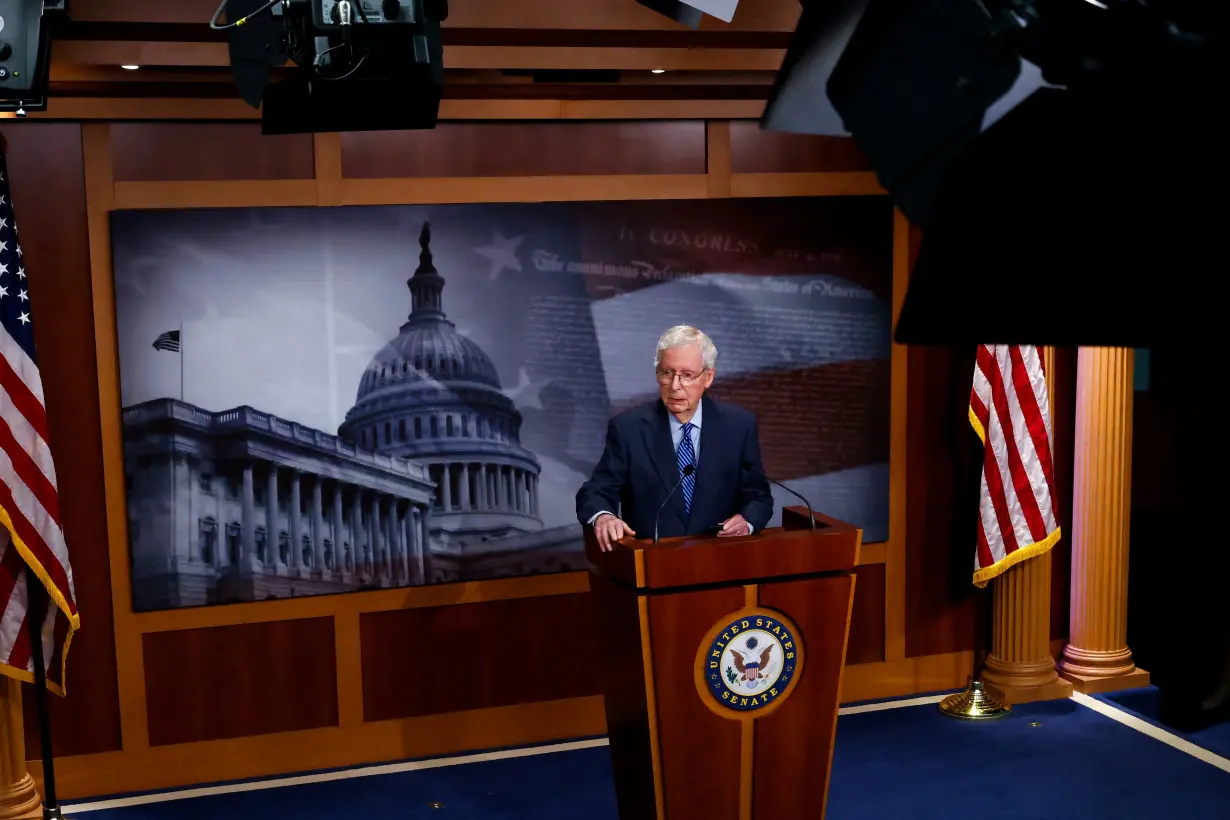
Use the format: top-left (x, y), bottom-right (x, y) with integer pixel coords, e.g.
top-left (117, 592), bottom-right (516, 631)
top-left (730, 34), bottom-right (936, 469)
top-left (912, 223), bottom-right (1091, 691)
top-left (656, 368), bottom-right (706, 386)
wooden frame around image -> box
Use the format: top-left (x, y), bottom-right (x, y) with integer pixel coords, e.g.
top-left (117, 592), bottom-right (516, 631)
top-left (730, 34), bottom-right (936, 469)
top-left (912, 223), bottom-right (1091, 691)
top-left (28, 117), bottom-right (969, 801)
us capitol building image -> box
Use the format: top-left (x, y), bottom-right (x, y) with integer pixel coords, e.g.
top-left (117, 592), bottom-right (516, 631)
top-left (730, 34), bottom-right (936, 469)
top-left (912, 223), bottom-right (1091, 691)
top-left (121, 223), bottom-right (585, 611)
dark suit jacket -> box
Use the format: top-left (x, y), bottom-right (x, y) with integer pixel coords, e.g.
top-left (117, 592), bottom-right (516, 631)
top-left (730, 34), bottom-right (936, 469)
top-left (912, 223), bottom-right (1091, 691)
top-left (575, 395), bottom-right (774, 539)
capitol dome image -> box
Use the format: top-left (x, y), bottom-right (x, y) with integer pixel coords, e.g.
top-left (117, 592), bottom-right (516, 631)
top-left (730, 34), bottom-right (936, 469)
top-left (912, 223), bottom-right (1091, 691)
top-left (337, 222), bottom-right (581, 582)
top-left (117, 219), bottom-right (584, 612)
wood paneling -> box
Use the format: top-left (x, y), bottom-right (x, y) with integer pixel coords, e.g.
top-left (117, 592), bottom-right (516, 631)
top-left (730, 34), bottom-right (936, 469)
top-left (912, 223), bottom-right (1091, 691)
top-left (904, 342), bottom-right (980, 658)
top-left (341, 122), bottom-right (707, 179)
top-left (359, 594), bottom-right (599, 722)
top-left (846, 564), bottom-right (886, 666)
top-left (110, 124), bottom-right (316, 181)
top-left (755, 574), bottom-right (855, 820)
top-left (729, 122), bottom-right (871, 174)
top-left (1049, 347), bottom-right (1077, 642)
top-left (34, 697), bottom-right (605, 801)
top-left (1, 123), bottom-right (124, 760)
top-left (142, 619), bottom-right (339, 746)
top-left (650, 586), bottom-right (744, 820)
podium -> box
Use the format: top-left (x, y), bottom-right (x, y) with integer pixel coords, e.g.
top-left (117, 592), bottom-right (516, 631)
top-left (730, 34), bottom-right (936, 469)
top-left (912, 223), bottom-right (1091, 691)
top-left (587, 506), bottom-right (861, 820)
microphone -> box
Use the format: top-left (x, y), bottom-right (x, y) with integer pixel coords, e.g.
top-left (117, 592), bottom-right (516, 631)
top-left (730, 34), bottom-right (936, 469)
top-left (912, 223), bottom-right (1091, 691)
top-left (749, 466), bottom-right (816, 529)
top-left (653, 464), bottom-right (695, 544)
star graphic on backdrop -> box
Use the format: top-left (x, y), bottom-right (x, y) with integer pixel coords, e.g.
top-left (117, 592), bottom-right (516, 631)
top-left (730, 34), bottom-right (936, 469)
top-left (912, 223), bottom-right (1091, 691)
top-left (502, 368), bottom-right (552, 411)
top-left (474, 231), bottom-right (524, 281)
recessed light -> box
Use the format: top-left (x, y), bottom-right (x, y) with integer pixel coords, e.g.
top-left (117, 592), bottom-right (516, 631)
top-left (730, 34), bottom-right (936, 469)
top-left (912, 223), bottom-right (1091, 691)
top-left (121, 64), bottom-right (140, 70)
top-left (651, 69), bottom-right (666, 74)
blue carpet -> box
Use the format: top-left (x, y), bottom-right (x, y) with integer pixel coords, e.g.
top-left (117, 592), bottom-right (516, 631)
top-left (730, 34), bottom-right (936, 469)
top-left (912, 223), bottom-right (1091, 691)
top-left (1096, 686), bottom-right (1230, 760)
top-left (71, 696), bottom-right (1230, 819)
top-left (827, 698), bottom-right (1230, 820)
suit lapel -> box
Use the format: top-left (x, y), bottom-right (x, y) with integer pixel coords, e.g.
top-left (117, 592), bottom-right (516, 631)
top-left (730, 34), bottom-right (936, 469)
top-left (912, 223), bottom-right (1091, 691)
top-left (642, 402), bottom-right (687, 527)
top-left (687, 395), bottom-right (722, 528)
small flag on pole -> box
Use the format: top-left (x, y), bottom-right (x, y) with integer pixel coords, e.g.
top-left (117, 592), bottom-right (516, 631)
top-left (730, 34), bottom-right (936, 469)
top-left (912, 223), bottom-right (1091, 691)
top-left (153, 329), bottom-right (181, 352)
top-left (968, 345), bottom-right (1061, 587)
top-left (0, 145), bottom-right (80, 696)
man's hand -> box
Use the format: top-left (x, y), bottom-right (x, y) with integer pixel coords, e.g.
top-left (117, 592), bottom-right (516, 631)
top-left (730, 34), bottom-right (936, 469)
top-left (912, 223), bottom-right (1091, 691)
top-left (594, 513), bottom-right (636, 552)
top-left (717, 514), bottom-right (751, 537)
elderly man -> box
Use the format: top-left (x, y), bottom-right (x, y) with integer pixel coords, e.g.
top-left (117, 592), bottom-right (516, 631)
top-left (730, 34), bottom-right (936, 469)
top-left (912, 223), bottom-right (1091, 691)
top-left (576, 325), bottom-right (774, 551)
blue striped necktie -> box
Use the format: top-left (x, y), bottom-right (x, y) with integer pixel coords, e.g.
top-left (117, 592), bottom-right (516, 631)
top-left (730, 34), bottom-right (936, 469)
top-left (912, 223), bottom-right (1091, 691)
top-left (678, 422), bottom-right (697, 513)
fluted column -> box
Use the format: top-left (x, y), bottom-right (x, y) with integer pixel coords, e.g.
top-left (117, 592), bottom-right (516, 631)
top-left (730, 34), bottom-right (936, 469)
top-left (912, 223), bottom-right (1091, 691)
top-left (311, 477), bottom-right (325, 573)
top-left (984, 347), bottom-right (1072, 704)
top-left (419, 506), bottom-right (433, 583)
top-left (400, 505), bottom-right (412, 583)
top-left (370, 493), bottom-right (383, 580)
top-left (1060, 347), bottom-right (1149, 692)
top-left (0, 678), bottom-right (41, 819)
top-left (289, 470), bottom-right (304, 574)
top-left (265, 464), bottom-right (280, 570)
top-left (331, 483), bottom-right (345, 575)
top-left (241, 463), bottom-right (257, 568)
top-left (351, 488), bottom-right (365, 576)
top-left (440, 464), bottom-right (452, 511)
top-left (459, 464), bottom-right (471, 510)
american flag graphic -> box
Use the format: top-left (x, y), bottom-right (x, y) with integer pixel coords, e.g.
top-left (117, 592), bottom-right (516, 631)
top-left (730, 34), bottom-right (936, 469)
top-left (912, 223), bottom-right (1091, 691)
top-left (0, 148), bottom-right (79, 694)
top-left (968, 344), bottom-right (1061, 587)
top-left (152, 329), bottom-right (181, 352)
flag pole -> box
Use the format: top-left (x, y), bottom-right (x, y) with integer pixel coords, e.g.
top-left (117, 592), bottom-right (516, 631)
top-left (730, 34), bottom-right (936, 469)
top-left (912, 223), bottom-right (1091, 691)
top-left (27, 579), bottom-right (66, 819)
top-left (179, 322), bottom-right (184, 403)
top-left (938, 580), bottom-right (1010, 720)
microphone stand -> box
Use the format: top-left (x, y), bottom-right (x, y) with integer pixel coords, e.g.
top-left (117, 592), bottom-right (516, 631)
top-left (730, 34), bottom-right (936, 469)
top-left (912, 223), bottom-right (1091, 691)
top-left (653, 465), bottom-right (694, 544)
top-left (752, 468), bottom-right (815, 528)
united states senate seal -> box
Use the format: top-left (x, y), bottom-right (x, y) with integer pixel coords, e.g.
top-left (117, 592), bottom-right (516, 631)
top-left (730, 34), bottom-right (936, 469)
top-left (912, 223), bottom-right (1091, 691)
top-left (695, 608), bottom-right (804, 716)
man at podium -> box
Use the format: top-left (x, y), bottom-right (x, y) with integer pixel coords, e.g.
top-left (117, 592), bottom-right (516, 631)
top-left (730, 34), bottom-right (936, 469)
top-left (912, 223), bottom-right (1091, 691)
top-left (576, 325), bottom-right (774, 551)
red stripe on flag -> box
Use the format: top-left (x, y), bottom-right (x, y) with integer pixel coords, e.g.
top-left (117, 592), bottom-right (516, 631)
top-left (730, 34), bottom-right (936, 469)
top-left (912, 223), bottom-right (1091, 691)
top-left (0, 355), bottom-right (51, 443)
top-left (976, 515), bottom-right (995, 570)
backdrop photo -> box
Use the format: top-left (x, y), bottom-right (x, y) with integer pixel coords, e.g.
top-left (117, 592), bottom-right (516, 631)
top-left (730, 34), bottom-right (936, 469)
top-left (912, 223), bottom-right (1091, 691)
top-left (109, 196), bottom-right (893, 612)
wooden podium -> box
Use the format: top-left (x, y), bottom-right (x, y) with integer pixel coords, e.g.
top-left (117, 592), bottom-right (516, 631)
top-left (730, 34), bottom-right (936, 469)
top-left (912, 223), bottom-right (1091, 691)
top-left (587, 506), bottom-right (861, 820)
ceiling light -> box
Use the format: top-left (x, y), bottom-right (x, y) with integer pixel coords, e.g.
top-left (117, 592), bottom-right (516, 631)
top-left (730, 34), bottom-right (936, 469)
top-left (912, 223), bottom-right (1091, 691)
top-left (121, 65), bottom-right (139, 70)
top-left (651, 69), bottom-right (666, 74)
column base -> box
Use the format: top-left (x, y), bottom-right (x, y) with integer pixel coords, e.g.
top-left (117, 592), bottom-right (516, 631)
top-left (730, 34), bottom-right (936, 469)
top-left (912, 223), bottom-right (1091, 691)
top-left (1061, 666), bottom-right (1151, 695)
top-left (0, 773), bottom-right (43, 820)
top-left (985, 677), bottom-right (1074, 705)
top-left (983, 655), bottom-right (1074, 705)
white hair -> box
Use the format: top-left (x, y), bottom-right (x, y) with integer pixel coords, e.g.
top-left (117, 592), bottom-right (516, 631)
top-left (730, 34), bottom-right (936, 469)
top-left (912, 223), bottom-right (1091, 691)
top-left (654, 325), bottom-right (717, 370)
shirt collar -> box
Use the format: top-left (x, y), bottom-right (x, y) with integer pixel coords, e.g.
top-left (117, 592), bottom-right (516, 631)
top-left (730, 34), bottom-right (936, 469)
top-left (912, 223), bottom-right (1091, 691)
top-left (668, 399), bottom-right (703, 432)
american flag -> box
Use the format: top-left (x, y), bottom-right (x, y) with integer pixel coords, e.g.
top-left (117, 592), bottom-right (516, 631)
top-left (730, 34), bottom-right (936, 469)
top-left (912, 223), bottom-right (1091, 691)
top-left (152, 329), bottom-right (181, 352)
top-left (968, 344), bottom-right (1061, 587)
top-left (0, 148), bottom-right (79, 695)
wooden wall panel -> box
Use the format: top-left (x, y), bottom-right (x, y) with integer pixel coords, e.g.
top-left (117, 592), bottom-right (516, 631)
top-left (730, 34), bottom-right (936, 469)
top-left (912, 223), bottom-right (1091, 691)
top-left (846, 564), bottom-right (886, 665)
top-left (903, 345), bottom-right (979, 657)
top-left (110, 123), bottom-right (316, 181)
top-left (729, 122), bottom-right (870, 174)
top-left (360, 593), bottom-right (599, 722)
top-left (341, 122), bottom-right (707, 178)
top-left (1049, 347), bottom-right (1077, 642)
top-left (2, 123), bottom-right (125, 759)
top-left (143, 619), bottom-right (339, 746)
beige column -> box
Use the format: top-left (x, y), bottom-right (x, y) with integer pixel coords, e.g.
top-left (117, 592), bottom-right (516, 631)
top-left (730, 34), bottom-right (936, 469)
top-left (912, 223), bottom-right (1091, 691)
top-left (984, 347), bottom-right (1072, 704)
top-left (1059, 347), bottom-right (1149, 693)
top-left (0, 678), bottom-right (41, 819)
